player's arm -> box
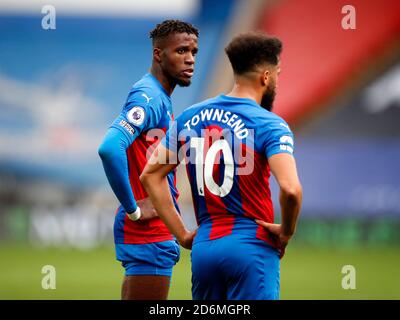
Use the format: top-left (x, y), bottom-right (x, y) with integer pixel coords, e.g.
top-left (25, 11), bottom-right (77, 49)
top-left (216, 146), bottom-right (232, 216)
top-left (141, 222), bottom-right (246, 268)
top-left (140, 143), bottom-right (196, 249)
top-left (98, 95), bottom-right (162, 221)
top-left (267, 153), bottom-right (302, 238)
top-left (256, 120), bottom-right (302, 250)
top-left (256, 153), bottom-right (302, 249)
top-left (98, 126), bottom-right (157, 220)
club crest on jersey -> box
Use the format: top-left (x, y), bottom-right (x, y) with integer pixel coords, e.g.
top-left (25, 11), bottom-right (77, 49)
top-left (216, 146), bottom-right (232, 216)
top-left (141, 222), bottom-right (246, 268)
top-left (127, 106), bottom-right (145, 126)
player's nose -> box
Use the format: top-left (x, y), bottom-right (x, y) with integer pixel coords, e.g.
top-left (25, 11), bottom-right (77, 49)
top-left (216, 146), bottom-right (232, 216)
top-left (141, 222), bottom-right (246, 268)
top-left (185, 53), bottom-right (195, 65)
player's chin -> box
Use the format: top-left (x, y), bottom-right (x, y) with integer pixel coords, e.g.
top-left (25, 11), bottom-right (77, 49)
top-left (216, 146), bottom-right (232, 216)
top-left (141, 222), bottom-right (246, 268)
top-left (176, 77), bottom-right (192, 87)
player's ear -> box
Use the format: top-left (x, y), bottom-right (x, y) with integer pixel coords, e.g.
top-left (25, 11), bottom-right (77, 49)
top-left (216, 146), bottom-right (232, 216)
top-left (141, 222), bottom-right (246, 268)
top-left (261, 69), bottom-right (270, 87)
top-left (153, 47), bottom-right (162, 63)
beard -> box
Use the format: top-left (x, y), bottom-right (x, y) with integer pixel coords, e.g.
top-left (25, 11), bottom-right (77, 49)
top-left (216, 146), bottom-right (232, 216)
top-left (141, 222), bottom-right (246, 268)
top-left (167, 72), bottom-right (191, 87)
top-left (176, 78), bottom-right (191, 87)
top-left (164, 71), bottom-right (192, 87)
top-left (260, 83), bottom-right (276, 111)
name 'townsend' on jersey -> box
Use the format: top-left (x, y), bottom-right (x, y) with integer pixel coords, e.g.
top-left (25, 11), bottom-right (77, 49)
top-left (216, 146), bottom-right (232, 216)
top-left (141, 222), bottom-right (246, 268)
top-left (162, 95), bottom-right (295, 251)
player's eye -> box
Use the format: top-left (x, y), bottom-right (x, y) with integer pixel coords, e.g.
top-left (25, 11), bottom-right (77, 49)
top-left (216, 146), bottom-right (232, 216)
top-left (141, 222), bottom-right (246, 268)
top-left (177, 48), bottom-right (186, 54)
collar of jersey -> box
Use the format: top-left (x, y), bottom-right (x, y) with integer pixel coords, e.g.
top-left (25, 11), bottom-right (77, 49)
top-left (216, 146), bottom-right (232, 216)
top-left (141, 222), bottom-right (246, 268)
top-left (218, 94), bottom-right (262, 109)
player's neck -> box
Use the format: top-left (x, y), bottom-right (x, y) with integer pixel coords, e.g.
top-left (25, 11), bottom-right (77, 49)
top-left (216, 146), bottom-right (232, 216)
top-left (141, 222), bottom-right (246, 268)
top-left (150, 66), bottom-right (176, 96)
top-left (226, 82), bottom-right (262, 105)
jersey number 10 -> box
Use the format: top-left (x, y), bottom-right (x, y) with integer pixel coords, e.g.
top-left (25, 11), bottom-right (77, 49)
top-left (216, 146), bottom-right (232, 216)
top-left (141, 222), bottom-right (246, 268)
top-left (190, 137), bottom-right (234, 197)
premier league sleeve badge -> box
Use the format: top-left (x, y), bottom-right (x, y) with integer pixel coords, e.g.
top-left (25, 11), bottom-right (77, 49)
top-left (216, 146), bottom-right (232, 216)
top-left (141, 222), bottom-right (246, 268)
top-left (127, 106), bottom-right (146, 126)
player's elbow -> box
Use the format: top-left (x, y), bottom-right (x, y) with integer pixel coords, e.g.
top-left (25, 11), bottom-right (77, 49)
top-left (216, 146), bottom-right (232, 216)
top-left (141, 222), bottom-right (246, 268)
top-left (139, 171), bottom-right (150, 188)
top-left (280, 182), bottom-right (302, 203)
top-left (140, 171), bottom-right (156, 193)
top-left (98, 143), bottom-right (107, 160)
top-left (98, 140), bottom-right (113, 161)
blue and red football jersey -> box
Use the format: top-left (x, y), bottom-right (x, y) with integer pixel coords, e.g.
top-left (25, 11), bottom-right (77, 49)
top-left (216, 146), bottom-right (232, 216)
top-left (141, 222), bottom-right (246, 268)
top-left (99, 73), bottom-right (178, 244)
top-left (163, 95), bottom-right (294, 250)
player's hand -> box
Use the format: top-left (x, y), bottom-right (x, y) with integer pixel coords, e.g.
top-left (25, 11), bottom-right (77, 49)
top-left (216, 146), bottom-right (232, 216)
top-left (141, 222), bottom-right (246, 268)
top-left (255, 220), bottom-right (291, 257)
top-left (178, 229), bottom-right (197, 250)
top-left (136, 197), bottom-right (158, 220)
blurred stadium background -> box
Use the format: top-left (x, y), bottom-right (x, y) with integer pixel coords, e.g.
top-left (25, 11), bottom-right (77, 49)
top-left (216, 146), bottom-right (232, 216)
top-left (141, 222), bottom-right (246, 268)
top-left (0, 0), bottom-right (399, 299)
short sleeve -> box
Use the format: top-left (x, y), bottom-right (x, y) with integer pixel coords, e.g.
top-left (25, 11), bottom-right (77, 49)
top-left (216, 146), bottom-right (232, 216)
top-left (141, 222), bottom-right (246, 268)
top-left (262, 118), bottom-right (295, 158)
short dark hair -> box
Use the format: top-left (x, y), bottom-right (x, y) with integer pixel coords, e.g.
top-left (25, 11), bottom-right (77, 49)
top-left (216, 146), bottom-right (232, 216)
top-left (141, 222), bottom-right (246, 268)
top-left (149, 19), bottom-right (199, 45)
top-left (225, 32), bottom-right (282, 74)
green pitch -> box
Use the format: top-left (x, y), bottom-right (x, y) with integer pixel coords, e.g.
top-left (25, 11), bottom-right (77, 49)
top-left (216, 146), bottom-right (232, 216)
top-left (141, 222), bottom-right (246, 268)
top-left (0, 244), bottom-right (399, 299)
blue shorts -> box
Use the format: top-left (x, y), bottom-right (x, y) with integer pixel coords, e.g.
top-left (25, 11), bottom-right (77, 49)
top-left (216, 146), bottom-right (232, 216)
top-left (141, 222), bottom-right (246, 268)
top-left (191, 234), bottom-right (280, 300)
top-left (115, 241), bottom-right (180, 277)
